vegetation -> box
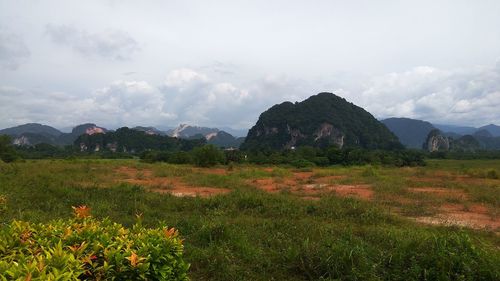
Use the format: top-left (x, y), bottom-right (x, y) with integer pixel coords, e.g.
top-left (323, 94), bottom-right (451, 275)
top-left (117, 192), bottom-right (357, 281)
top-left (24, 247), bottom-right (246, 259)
top-left (142, 145), bottom-right (425, 167)
top-left (0, 135), bottom-right (18, 163)
top-left (75, 127), bottom-right (206, 153)
top-left (0, 159), bottom-right (498, 280)
top-left (0, 207), bottom-right (188, 280)
top-left (192, 145), bottom-right (226, 167)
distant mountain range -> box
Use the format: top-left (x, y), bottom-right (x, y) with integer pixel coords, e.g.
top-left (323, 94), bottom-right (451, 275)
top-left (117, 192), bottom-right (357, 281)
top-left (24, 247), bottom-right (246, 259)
top-left (0, 123), bottom-right (244, 149)
top-left (381, 118), bottom-right (435, 149)
top-left (1, 112), bottom-right (499, 152)
top-left (381, 118), bottom-right (500, 150)
top-left (0, 123), bottom-right (107, 146)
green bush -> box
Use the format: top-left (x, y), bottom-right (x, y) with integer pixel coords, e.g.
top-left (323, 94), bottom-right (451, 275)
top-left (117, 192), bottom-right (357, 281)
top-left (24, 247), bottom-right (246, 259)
top-left (0, 135), bottom-right (18, 163)
top-left (192, 145), bottom-right (225, 167)
top-left (486, 169), bottom-right (498, 179)
top-left (0, 207), bottom-right (189, 280)
top-left (290, 158), bottom-right (315, 168)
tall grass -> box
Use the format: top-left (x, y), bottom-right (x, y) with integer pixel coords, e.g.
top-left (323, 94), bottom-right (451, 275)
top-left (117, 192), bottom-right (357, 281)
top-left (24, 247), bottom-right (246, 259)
top-left (0, 160), bottom-right (499, 280)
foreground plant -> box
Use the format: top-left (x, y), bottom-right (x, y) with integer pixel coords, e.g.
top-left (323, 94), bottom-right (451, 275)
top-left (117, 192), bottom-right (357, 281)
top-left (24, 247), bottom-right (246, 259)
top-left (0, 206), bottom-right (189, 280)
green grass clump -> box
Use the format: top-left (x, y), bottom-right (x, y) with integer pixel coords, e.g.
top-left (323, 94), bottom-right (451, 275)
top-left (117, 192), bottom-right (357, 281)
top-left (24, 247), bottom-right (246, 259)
top-left (486, 169), bottom-right (499, 179)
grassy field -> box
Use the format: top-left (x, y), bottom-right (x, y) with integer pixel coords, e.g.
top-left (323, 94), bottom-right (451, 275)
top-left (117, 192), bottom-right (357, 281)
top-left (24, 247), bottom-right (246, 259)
top-left (1, 159), bottom-right (499, 280)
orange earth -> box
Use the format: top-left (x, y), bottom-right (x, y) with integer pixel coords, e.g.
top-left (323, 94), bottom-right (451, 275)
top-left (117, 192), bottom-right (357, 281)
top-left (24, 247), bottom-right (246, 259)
top-left (111, 166), bottom-right (499, 231)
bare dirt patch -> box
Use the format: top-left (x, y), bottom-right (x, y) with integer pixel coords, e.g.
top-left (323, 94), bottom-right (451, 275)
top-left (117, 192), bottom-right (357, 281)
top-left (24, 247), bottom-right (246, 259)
top-left (115, 167), bottom-right (229, 197)
top-left (315, 175), bottom-right (346, 183)
top-left (293, 172), bottom-right (314, 181)
top-left (249, 173), bottom-right (373, 200)
top-left (415, 203), bottom-right (499, 230)
top-left (153, 186), bottom-right (230, 197)
top-left (116, 166), bottom-right (153, 178)
top-left (328, 184), bottom-right (374, 200)
top-left (408, 187), bottom-right (468, 199)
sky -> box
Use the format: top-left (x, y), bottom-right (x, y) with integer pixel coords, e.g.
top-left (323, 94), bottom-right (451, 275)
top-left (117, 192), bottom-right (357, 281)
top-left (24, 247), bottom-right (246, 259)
top-left (1, 0), bottom-right (500, 130)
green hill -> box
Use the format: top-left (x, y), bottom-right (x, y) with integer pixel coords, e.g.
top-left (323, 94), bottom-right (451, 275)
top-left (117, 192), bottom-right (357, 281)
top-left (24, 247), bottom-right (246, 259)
top-left (241, 92), bottom-right (402, 151)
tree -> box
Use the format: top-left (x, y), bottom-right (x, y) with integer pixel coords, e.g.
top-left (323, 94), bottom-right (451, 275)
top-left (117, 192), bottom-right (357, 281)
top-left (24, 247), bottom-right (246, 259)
top-left (0, 135), bottom-right (18, 163)
top-left (192, 145), bottom-right (225, 167)
top-left (326, 146), bottom-right (343, 164)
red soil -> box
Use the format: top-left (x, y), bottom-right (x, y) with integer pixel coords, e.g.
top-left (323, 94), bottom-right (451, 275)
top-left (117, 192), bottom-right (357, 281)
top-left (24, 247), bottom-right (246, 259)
top-left (249, 172), bottom-right (372, 200)
top-left (416, 203), bottom-right (499, 230)
top-left (328, 184), bottom-right (374, 200)
top-left (115, 167), bottom-right (229, 197)
top-left (408, 187), bottom-right (468, 199)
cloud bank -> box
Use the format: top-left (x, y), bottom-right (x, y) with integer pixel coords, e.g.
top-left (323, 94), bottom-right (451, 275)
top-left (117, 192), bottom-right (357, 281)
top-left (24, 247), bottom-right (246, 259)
top-left (1, 61), bottom-right (500, 130)
top-left (0, 28), bottom-right (30, 70)
top-left (360, 63), bottom-right (500, 125)
top-left (45, 24), bottom-right (139, 60)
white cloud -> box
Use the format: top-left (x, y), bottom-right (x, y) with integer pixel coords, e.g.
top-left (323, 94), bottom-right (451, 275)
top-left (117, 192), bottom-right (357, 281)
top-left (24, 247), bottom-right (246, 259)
top-left (91, 80), bottom-right (176, 126)
top-left (0, 29), bottom-right (30, 70)
top-left (2, 62), bottom-right (500, 131)
top-left (164, 68), bottom-right (209, 88)
top-left (45, 24), bottom-right (139, 60)
top-left (358, 63), bottom-right (500, 126)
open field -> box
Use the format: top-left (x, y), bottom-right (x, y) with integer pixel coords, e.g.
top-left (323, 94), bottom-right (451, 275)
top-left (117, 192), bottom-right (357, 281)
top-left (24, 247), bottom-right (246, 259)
top-left (1, 159), bottom-right (499, 280)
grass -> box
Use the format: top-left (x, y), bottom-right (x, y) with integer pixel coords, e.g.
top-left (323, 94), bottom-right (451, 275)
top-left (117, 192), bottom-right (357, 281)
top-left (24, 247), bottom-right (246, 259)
top-left (0, 159), bottom-right (499, 280)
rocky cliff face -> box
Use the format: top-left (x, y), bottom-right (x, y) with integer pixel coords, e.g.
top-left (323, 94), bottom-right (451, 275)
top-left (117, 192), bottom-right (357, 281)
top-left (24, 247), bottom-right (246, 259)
top-left (424, 130), bottom-right (450, 152)
top-left (241, 92), bottom-right (402, 151)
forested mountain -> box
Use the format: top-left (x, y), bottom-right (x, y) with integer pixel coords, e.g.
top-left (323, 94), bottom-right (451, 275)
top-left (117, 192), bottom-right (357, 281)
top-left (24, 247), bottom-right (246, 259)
top-left (423, 129), bottom-right (497, 152)
top-left (241, 92), bottom-right (402, 151)
top-left (206, 131), bottom-right (245, 148)
top-left (381, 118), bottom-right (435, 149)
top-left (132, 126), bottom-right (165, 135)
top-left (166, 124), bottom-right (219, 138)
top-left (0, 123), bottom-right (62, 137)
top-left (55, 124), bottom-right (108, 145)
top-left (75, 127), bottom-right (205, 153)
top-left (0, 123), bottom-right (108, 146)
top-left (478, 124), bottom-right (500, 137)
top-left (433, 124), bottom-right (477, 135)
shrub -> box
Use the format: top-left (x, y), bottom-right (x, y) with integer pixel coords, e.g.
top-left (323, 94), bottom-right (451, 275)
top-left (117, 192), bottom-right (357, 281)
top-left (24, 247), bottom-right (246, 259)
top-left (486, 169), bottom-right (498, 179)
top-left (290, 158), bottom-right (315, 168)
top-left (0, 135), bottom-right (18, 163)
top-left (192, 145), bottom-right (225, 167)
top-left (0, 206), bottom-right (189, 280)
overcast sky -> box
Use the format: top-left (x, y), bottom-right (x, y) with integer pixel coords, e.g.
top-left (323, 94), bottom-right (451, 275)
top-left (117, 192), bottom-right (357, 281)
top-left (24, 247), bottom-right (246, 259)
top-left (1, 0), bottom-right (500, 130)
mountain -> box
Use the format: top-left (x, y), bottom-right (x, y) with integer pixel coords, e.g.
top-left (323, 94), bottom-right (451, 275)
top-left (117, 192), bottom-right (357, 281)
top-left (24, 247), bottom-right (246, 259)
top-left (241, 92), bottom-right (402, 151)
top-left (75, 127), bottom-right (205, 153)
top-left (424, 129), bottom-right (484, 152)
top-left (381, 118), bottom-right (435, 149)
top-left (433, 124), bottom-right (477, 135)
top-left (132, 126), bottom-right (165, 135)
top-left (473, 129), bottom-right (493, 138)
top-left (219, 127), bottom-right (248, 137)
top-left (206, 131), bottom-right (245, 148)
top-left (453, 135), bottom-right (481, 152)
top-left (186, 130), bottom-right (244, 148)
top-left (0, 123), bottom-right (62, 137)
top-left (167, 124), bottom-right (219, 138)
top-left (70, 123), bottom-right (107, 136)
top-left (55, 123), bottom-right (108, 145)
top-left (478, 124), bottom-right (500, 137)
top-left (0, 123), bottom-right (63, 146)
top-left (423, 129), bottom-right (450, 152)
